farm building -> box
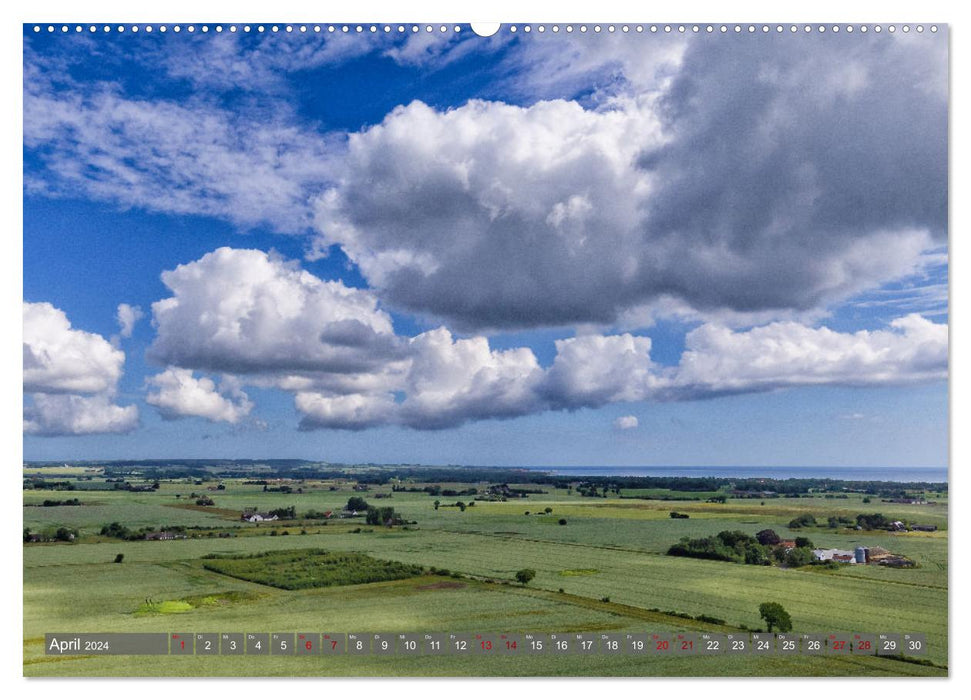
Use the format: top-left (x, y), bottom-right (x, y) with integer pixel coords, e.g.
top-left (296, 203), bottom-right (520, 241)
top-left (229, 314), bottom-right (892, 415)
top-left (812, 548), bottom-right (859, 564)
top-left (241, 512), bottom-right (279, 523)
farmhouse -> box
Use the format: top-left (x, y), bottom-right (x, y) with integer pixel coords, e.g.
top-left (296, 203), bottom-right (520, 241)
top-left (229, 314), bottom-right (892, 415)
top-left (241, 511), bottom-right (279, 523)
top-left (812, 548), bottom-right (859, 564)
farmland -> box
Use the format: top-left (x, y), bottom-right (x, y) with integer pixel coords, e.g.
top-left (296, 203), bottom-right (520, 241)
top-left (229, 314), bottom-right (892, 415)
top-left (23, 463), bottom-right (948, 677)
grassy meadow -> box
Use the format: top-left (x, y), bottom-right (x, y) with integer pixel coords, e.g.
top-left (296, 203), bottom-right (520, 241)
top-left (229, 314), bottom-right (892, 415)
top-left (23, 468), bottom-right (948, 676)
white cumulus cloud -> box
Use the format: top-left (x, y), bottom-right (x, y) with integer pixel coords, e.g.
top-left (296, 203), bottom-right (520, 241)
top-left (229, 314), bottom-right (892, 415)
top-left (614, 415), bottom-right (639, 430)
top-left (672, 313), bottom-right (948, 398)
top-left (146, 368), bottom-right (253, 424)
top-left (23, 302), bottom-right (138, 436)
top-left (313, 34), bottom-right (945, 333)
top-left (24, 301), bottom-right (125, 395)
top-left (149, 247), bottom-right (404, 377)
top-left (24, 393), bottom-right (138, 436)
top-left (144, 249), bottom-right (948, 432)
top-left (542, 333), bottom-right (658, 409)
top-left (398, 327), bottom-right (544, 429)
top-left (115, 303), bottom-right (143, 339)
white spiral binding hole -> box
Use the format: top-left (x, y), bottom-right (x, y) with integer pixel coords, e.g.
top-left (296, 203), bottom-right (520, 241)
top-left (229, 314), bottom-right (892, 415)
top-left (31, 24), bottom-right (941, 35)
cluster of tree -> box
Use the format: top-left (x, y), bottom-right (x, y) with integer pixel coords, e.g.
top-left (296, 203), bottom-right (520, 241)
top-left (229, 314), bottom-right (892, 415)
top-left (267, 506), bottom-right (297, 519)
top-left (856, 513), bottom-right (894, 530)
top-left (576, 483), bottom-right (612, 498)
top-left (486, 484), bottom-right (546, 498)
top-left (366, 506), bottom-right (405, 526)
top-left (23, 526), bottom-right (78, 543)
top-left (440, 500), bottom-right (475, 511)
top-left (789, 512), bottom-right (895, 531)
top-left (24, 479), bottom-right (76, 491)
top-left (40, 498), bottom-right (82, 506)
top-left (403, 484), bottom-right (478, 497)
top-left (668, 530), bottom-right (773, 565)
top-left (669, 511), bottom-right (690, 519)
top-left (99, 522), bottom-right (187, 541)
top-left (302, 509), bottom-right (332, 520)
top-left (195, 496), bottom-right (215, 506)
top-left (669, 529), bottom-right (816, 568)
top-left (706, 495), bottom-right (728, 503)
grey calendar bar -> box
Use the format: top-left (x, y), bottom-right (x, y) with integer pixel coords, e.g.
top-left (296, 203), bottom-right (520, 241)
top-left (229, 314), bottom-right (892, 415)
top-left (44, 631), bottom-right (930, 656)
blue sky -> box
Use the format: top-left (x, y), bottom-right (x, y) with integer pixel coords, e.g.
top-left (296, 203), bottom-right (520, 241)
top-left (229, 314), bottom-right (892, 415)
top-left (22, 24), bottom-right (948, 466)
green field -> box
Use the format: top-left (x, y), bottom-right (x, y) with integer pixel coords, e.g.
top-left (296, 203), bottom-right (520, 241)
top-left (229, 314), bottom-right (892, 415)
top-left (23, 470), bottom-right (948, 677)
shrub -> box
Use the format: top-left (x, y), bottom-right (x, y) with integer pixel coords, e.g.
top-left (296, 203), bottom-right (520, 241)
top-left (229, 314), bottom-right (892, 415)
top-left (114, 553), bottom-right (124, 564)
top-left (558, 518), bottom-right (568, 525)
top-left (788, 514), bottom-right (817, 529)
top-left (515, 568), bottom-right (536, 585)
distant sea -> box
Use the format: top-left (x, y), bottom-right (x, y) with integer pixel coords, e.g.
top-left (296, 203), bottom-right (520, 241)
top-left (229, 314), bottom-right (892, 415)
top-left (516, 466), bottom-right (948, 483)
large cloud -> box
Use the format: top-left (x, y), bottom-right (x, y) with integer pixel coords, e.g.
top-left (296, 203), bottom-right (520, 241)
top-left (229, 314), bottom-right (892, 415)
top-left (149, 247), bottom-right (405, 377)
top-left (24, 394), bottom-right (138, 437)
top-left (144, 247), bottom-right (947, 429)
top-left (24, 301), bottom-right (124, 394)
top-left (314, 32), bottom-right (946, 331)
top-left (23, 302), bottom-right (138, 436)
top-left (256, 314), bottom-right (951, 429)
top-left (313, 97), bottom-right (660, 330)
top-left (146, 368), bottom-right (253, 424)
top-left (671, 313), bottom-right (948, 399)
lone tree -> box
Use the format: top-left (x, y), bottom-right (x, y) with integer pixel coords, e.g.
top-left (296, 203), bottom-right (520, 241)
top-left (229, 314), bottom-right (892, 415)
top-left (515, 568), bottom-right (536, 585)
top-left (346, 496), bottom-right (369, 512)
top-left (114, 553), bottom-right (124, 564)
top-left (759, 602), bottom-right (793, 632)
